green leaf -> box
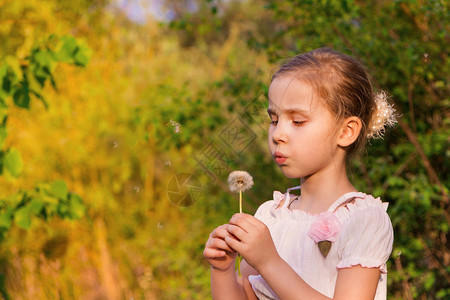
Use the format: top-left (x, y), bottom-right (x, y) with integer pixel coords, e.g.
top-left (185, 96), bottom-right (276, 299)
top-left (28, 198), bottom-right (43, 215)
top-left (73, 42), bottom-right (92, 67)
top-left (0, 98), bottom-right (7, 124)
top-left (0, 207), bottom-right (14, 229)
top-left (14, 205), bottom-right (31, 229)
top-left (57, 202), bottom-right (69, 217)
top-left (34, 51), bottom-right (53, 70)
top-left (26, 69), bottom-right (44, 92)
top-left (13, 85), bottom-right (31, 109)
top-left (39, 193), bottom-right (59, 205)
top-left (68, 193), bottom-right (85, 219)
top-left (33, 65), bottom-right (50, 81)
top-left (50, 180), bottom-right (68, 199)
top-left (0, 63), bottom-right (7, 80)
top-left (56, 36), bottom-right (78, 63)
top-left (4, 148), bottom-right (23, 177)
top-left (44, 201), bottom-right (58, 217)
top-left (4, 55), bottom-right (22, 81)
top-left (0, 63), bottom-right (9, 99)
top-left (0, 125), bottom-right (6, 149)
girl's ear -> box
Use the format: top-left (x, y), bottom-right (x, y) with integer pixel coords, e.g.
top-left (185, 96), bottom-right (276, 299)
top-left (337, 116), bottom-right (362, 147)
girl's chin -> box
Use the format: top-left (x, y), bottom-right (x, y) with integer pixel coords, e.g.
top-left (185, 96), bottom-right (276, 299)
top-left (279, 167), bottom-right (302, 179)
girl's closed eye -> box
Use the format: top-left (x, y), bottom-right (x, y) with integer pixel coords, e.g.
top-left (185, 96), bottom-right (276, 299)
top-left (293, 120), bottom-right (306, 126)
top-left (269, 117), bottom-right (278, 125)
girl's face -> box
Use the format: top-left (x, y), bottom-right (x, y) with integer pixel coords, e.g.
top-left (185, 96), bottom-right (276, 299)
top-left (267, 75), bottom-right (341, 179)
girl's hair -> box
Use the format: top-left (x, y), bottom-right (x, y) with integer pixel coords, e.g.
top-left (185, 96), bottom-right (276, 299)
top-left (272, 48), bottom-right (396, 157)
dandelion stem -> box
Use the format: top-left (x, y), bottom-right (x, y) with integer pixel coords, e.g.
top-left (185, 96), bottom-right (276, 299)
top-left (237, 257), bottom-right (241, 276)
top-left (239, 190), bottom-right (242, 213)
top-left (238, 189), bottom-right (243, 276)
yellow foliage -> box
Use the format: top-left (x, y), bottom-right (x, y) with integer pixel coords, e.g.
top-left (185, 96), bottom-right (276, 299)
top-left (1, 1), bottom-right (273, 299)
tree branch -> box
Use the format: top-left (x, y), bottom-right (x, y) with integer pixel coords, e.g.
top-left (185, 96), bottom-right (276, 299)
top-left (394, 255), bottom-right (413, 300)
top-left (397, 118), bottom-right (448, 203)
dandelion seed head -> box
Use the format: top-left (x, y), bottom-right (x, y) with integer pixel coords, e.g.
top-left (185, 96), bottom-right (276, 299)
top-left (227, 170), bottom-right (254, 192)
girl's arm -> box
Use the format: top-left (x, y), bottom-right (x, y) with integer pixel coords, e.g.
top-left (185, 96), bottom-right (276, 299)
top-left (258, 254), bottom-right (380, 299)
top-left (210, 265), bottom-right (246, 300)
top-left (226, 213), bottom-right (380, 300)
top-left (238, 259), bottom-right (259, 300)
top-left (210, 259), bottom-right (259, 300)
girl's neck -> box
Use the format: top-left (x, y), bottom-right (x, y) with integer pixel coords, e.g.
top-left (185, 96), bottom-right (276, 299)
top-left (294, 167), bottom-right (357, 214)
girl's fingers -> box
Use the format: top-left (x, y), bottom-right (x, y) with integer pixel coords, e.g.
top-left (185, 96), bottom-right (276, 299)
top-left (229, 213), bottom-right (258, 232)
top-left (211, 224), bottom-right (229, 239)
top-left (241, 213), bottom-right (263, 226)
top-left (203, 247), bottom-right (226, 258)
top-left (224, 234), bottom-right (243, 253)
top-left (227, 224), bottom-right (248, 241)
top-left (206, 236), bottom-right (235, 253)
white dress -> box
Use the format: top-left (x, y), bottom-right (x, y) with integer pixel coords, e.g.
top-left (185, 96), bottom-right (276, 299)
top-left (248, 188), bottom-right (394, 299)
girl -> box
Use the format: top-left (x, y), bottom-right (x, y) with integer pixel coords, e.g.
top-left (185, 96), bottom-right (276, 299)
top-left (204, 48), bottom-right (396, 300)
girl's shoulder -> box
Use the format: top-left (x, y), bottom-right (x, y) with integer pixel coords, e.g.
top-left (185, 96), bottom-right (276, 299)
top-left (332, 193), bottom-right (391, 222)
top-left (253, 190), bottom-right (290, 220)
top-left (335, 193), bottom-right (394, 246)
top-left (254, 190), bottom-right (393, 226)
top-left (253, 199), bottom-right (278, 219)
top-left (335, 194), bottom-right (394, 273)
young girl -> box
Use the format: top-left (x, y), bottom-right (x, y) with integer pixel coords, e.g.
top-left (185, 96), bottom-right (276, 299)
top-left (204, 48), bottom-right (396, 300)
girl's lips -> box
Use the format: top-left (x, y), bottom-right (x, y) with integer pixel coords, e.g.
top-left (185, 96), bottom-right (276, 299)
top-left (274, 151), bottom-right (287, 164)
top-left (275, 157), bottom-right (287, 164)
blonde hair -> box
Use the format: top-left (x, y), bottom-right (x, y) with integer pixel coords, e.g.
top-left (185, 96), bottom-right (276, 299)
top-left (272, 48), bottom-right (396, 156)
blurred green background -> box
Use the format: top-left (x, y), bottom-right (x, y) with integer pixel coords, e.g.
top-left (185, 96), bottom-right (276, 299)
top-left (0, 0), bottom-right (448, 299)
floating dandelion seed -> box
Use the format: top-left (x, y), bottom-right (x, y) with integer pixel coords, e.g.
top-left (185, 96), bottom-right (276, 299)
top-left (173, 124), bottom-right (181, 133)
top-left (227, 170), bottom-right (253, 276)
top-left (167, 119), bottom-right (182, 133)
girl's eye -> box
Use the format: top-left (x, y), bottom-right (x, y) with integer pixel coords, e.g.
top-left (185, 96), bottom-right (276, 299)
top-left (293, 120), bottom-right (305, 126)
top-left (270, 120), bottom-right (278, 125)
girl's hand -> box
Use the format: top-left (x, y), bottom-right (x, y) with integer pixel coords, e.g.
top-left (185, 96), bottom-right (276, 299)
top-left (203, 224), bottom-right (238, 272)
top-left (226, 213), bottom-right (280, 272)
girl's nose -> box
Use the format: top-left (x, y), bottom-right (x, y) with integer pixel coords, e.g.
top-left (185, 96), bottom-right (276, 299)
top-left (272, 123), bottom-right (287, 144)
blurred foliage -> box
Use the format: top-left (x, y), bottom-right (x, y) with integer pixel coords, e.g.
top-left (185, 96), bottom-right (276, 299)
top-left (0, 0), bottom-right (448, 299)
top-left (0, 31), bottom-right (89, 299)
